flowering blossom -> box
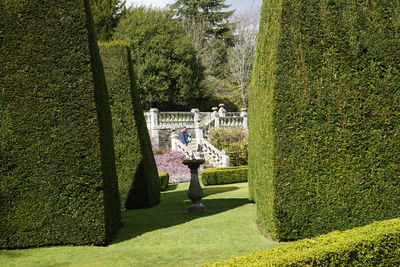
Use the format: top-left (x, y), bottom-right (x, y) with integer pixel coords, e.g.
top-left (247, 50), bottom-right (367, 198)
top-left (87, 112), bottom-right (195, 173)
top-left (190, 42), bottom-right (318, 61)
top-left (154, 150), bottom-right (191, 183)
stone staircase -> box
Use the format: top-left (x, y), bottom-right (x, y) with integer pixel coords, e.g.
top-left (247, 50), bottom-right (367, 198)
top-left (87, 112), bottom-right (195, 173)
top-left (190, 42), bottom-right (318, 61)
top-left (187, 138), bottom-right (211, 168)
top-left (185, 138), bottom-right (227, 168)
top-left (187, 138), bottom-right (197, 152)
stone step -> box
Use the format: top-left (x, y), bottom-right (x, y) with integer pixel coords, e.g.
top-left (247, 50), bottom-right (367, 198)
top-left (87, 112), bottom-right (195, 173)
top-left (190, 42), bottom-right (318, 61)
top-left (183, 138), bottom-right (220, 168)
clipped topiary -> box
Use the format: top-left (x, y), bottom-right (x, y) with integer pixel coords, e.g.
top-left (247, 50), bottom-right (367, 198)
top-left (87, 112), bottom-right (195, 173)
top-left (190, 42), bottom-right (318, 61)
top-left (248, 0), bottom-right (400, 240)
top-left (0, 0), bottom-right (121, 248)
top-left (206, 218), bottom-right (400, 266)
top-left (99, 42), bottom-right (160, 209)
top-left (201, 166), bottom-right (248, 185)
top-left (159, 172), bottom-right (170, 191)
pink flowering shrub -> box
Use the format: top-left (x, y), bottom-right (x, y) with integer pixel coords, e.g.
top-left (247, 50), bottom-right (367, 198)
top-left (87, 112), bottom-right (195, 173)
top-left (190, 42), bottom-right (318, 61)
top-left (154, 150), bottom-right (191, 183)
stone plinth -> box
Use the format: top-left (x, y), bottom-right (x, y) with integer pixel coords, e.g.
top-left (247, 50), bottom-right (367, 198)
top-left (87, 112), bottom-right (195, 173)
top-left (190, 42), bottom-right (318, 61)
top-left (183, 159), bottom-right (206, 213)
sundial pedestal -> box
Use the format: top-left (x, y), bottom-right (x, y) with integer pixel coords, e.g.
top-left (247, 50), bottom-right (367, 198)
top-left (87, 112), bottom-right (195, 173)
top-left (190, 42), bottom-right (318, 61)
top-left (183, 159), bottom-right (206, 213)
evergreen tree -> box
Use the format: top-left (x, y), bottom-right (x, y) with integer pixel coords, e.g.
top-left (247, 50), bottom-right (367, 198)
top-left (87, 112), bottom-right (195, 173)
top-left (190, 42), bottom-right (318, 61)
top-left (170, 0), bottom-right (234, 40)
top-left (90, 0), bottom-right (126, 41)
top-left (113, 8), bottom-right (205, 110)
top-left (170, 0), bottom-right (239, 109)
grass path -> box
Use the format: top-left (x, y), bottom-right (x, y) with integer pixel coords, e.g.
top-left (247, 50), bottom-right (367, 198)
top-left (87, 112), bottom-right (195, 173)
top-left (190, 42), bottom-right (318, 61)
top-left (0, 183), bottom-right (279, 266)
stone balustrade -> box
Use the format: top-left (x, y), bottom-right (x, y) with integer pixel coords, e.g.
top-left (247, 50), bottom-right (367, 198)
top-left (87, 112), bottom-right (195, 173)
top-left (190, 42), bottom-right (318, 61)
top-left (200, 138), bottom-right (230, 167)
top-left (171, 137), bottom-right (194, 159)
top-left (144, 104), bottom-right (247, 167)
top-left (158, 112), bottom-right (195, 127)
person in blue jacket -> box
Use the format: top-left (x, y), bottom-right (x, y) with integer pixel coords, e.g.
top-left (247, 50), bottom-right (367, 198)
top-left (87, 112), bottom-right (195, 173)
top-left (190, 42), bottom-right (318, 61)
top-left (178, 126), bottom-right (191, 146)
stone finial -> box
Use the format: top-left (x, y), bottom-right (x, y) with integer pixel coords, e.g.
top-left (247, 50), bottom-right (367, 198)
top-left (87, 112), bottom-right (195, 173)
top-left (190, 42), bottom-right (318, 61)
top-left (218, 103), bottom-right (227, 117)
top-left (240, 108), bottom-right (248, 129)
top-left (211, 107), bottom-right (219, 118)
top-left (149, 108), bottom-right (159, 126)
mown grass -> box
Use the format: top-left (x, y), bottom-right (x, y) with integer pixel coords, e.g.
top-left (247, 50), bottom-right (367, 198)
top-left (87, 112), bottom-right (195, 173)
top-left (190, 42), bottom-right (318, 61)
top-left (0, 182), bottom-right (280, 267)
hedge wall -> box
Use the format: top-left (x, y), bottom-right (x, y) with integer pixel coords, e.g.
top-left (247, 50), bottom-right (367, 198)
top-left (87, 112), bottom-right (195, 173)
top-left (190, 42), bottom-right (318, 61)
top-left (206, 218), bottom-right (400, 266)
top-left (201, 166), bottom-right (248, 185)
top-left (99, 42), bottom-right (160, 209)
top-left (248, 0), bottom-right (400, 240)
top-left (0, 0), bottom-right (121, 248)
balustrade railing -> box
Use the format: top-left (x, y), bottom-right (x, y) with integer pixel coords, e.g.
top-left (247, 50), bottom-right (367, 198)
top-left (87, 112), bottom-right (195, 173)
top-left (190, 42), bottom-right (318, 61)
top-left (201, 118), bottom-right (215, 139)
top-left (171, 138), bottom-right (194, 159)
top-left (145, 104), bottom-right (247, 167)
top-left (145, 105), bottom-right (247, 130)
top-left (158, 112), bottom-right (194, 127)
top-left (200, 138), bottom-right (229, 167)
top-left (219, 117), bottom-right (244, 127)
top-left (226, 112), bottom-right (241, 117)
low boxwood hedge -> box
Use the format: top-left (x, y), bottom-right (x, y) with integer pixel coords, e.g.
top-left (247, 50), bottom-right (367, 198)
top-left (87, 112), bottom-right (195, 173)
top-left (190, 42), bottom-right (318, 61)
top-left (201, 166), bottom-right (248, 185)
top-left (206, 218), bottom-right (400, 266)
top-left (159, 172), bottom-right (170, 191)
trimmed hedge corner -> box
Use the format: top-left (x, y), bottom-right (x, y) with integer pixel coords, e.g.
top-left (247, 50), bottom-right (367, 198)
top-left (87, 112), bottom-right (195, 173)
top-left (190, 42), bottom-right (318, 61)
top-left (206, 218), bottom-right (400, 266)
top-left (248, 0), bottom-right (400, 240)
top-left (159, 172), bottom-right (170, 191)
top-left (99, 42), bottom-right (160, 209)
top-left (0, 0), bottom-right (121, 248)
top-left (201, 166), bottom-right (248, 185)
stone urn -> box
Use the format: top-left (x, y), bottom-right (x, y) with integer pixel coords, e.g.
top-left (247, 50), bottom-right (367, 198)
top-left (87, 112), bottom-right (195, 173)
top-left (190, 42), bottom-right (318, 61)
top-left (183, 159), bottom-right (206, 213)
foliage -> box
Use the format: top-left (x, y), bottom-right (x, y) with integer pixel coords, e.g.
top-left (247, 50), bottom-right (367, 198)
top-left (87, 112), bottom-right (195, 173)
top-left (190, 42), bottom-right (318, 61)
top-left (206, 218), bottom-right (400, 266)
top-left (0, 0), bottom-right (121, 248)
top-left (99, 42), bottom-right (160, 210)
top-left (154, 150), bottom-right (191, 183)
top-left (209, 127), bottom-right (248, 166)
top-left (170, 0), bottom-right (236, 98)
top-left (113, 8), bottom-right (205, 110)
top-left (196, 76), bottom-right (242, 111)
top-left (228, 11), bottom-right (259, 107)
top-left (201, 166), bottom-right (248, 185)
top-left (248, 0), bottom-right (400, 240)
top-left (158, 172), bottom-right (170, 191)
top-left (89, 0), bottom-right (126, 41)
top-left (170, 0), bottom-right (234, 40)
top-left (202, 38), bottom-right (230, 78)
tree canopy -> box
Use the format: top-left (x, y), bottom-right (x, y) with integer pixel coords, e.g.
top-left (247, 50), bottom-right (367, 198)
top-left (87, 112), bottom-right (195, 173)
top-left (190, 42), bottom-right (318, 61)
top-left (90, 0), bottom-right (126, 41)
top-left (113, 8), bottom-right (205, 110)
top-left (170, 0), bottom-right (234, 40)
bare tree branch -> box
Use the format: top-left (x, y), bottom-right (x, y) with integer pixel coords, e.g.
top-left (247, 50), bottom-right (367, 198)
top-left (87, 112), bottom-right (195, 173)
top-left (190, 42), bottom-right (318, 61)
top-left (228, 10), bottom-right (260, 107)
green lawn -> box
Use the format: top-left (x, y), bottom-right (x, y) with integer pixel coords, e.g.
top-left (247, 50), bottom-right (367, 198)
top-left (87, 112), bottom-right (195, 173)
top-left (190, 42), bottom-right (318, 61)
top-left (0, 182), bottom-right (280, 267)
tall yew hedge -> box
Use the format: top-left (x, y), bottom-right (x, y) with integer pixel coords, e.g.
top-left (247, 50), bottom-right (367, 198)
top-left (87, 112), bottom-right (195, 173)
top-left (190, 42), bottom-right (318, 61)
top-left (249, 0), bottom-right (400, 240)
top-left (99, 42), bottom-right (160, 209)
top-left (0, 0), bottom-right (121, 248)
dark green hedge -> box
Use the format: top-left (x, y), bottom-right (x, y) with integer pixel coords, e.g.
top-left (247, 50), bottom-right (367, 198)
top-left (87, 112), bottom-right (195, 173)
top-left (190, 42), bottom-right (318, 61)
top-left (159, 172), bottom-right (170, 191)
top-left (99, 42), bottom-right (160, 209)
top-left (201, 166), bottom-right (248, 185)
top-left (248, 0), bottom-right (400, 240)
top-left (206, 218), bottom-right (400, 266)
top-left (0, 0), bottom-right (121, 248)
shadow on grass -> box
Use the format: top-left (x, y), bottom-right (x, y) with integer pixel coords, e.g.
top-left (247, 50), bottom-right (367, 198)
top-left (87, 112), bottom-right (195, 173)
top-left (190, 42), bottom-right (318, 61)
top-left (164, 184), bottom-right (178, 191)
top-left (113, 185), bottom-right (250, 244)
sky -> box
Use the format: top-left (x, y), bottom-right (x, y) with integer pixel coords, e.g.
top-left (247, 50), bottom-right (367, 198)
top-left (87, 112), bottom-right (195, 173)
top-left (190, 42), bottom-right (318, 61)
top-left (125, 0), bottom-right (262, 15)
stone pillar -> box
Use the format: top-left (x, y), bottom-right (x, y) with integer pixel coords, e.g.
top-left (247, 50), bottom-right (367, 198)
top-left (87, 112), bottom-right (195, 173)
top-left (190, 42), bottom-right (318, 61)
top-left (221, 151), bottom-right (230, 167)
top-left (192, 108), bottom-right (202, 148)
top-left (170, 131), bottom-right (178, 150)
top-left (218, 103), bottom-right (227, 117)
top-left (183, 159), bottom-right (206, 212)
top-left (191, 108), bottom-right (200, 123)
top-left (240, 108), bottom-right (248, 129)
top-left (211, 107), bottom-right (220, 127)
top-left (149, 108), bottom-right (159, 146)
